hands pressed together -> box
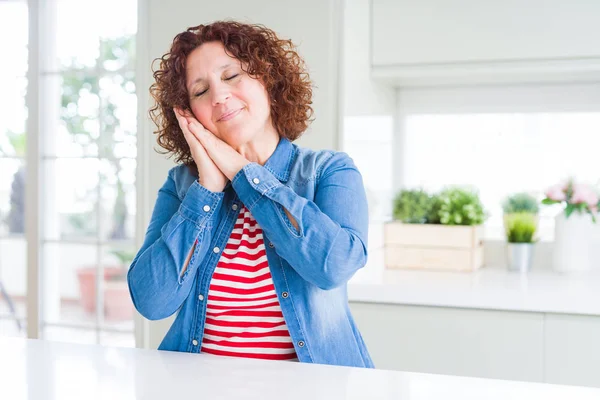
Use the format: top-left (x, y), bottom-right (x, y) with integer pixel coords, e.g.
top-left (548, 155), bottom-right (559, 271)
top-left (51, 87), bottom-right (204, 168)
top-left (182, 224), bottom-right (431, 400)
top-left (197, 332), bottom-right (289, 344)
top-left (173, 108), bottom-right (250, 193)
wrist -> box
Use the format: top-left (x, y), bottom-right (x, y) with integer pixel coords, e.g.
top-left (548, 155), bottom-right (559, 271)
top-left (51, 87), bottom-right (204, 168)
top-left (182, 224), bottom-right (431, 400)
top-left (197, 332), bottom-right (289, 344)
top-left (198, 178), bottom-right (224, 193)
top-left (228, 160), bottom-right (251, 180)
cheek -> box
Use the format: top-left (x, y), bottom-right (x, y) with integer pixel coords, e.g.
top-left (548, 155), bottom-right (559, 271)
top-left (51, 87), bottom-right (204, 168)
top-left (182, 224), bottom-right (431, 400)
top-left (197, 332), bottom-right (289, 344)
top-left (247, 85), bottom-right (271, 116)
top-left (190, 103), bottom-right (214, 128)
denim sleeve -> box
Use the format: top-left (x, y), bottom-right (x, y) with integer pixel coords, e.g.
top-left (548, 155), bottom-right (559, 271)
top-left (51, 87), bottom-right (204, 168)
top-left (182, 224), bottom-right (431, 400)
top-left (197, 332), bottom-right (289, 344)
top-left (127, 169), bottom-right (224, 320)
top-left (231, 152), bottom-right (368, 290)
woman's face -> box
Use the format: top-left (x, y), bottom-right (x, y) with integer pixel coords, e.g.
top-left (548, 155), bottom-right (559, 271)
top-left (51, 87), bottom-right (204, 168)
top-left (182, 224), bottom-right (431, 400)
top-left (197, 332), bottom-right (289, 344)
top-left (185, 41), bottom-right (273, 148)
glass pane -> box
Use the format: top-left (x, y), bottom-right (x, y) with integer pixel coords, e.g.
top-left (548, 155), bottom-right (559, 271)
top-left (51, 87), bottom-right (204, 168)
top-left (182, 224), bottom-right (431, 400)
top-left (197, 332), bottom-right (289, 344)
top-left (0, 2), bottom-right (28, 147)
top-left (99, 72), bottom-right (137, 159)
top-left (343, 116), bottom-right (394, 223)
top-left (42, 243), bottom-right (137, 331)
top-left (100, 159), bottom-right (136, 241)
top-left (100, 244), bottom-right (135, 334)
top-left (43, 243), bottom-right (99, 327)
top-left (42, 74), bottom-right (100, 157)
top-left (0, 318), bottom-right (26, 338)
top-left (54, 0), bottom-right (138, 71)
top-left (0, 237), bottom-right (27, 337)
top-left (43, 159), bottom-right (100, 241)
top-left (0, 159), bottom-right (26, 236)
top-left (403, 112), bottom-right (600, 240)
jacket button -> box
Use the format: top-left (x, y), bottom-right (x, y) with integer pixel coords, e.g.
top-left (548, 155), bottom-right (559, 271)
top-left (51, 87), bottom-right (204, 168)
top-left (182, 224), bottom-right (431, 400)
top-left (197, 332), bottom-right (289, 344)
top-left (252, 178), bottom-right (260, 184)
top-left (203, 205), bottom-right (211, 212)
top-left (298, 340), bottom-right (305, 347)
top-left (213, 247), bottom-right (220, 253)
top-left (192, 340), bottom-right (198, 346)
top-left (198, 294), bottom-right (204, 301)
top-left (232, 204), bottom-right (238, 211)
top-left (281, 292), bottom-right (289, 298)
top-left (268, 242), bottom-right (274, 248)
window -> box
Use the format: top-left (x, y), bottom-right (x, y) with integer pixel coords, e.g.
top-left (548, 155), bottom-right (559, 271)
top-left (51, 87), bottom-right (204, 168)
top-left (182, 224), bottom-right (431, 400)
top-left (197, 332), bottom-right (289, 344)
top-left (40, 0), bottom-right (138, 346)
top-left (0, 0), bottom-right (28, 338)
top-left (343, 116), bottom-right (394, 223)
top-left (398, 84), bottom-right (600, 241)
top-left (0, 0), bottom-right (138, 347)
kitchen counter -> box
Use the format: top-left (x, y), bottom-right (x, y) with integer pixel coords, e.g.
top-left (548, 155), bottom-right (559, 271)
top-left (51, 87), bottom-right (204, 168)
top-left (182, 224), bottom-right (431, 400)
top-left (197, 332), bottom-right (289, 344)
top-left (2, 337), bottom-right (599, 399)
top-left (348, 265), bottom-right (600, 316)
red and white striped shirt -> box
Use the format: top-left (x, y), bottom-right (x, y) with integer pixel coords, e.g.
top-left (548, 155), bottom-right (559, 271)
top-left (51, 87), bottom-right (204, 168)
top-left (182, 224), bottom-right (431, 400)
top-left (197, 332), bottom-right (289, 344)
top-left (201, 206), bottom-right (298, 361)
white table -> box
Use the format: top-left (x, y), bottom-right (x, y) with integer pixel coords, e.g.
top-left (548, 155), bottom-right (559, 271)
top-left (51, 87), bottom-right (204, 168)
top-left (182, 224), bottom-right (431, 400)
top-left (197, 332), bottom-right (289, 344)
top-left (2, 338), bottom-right (600, 399)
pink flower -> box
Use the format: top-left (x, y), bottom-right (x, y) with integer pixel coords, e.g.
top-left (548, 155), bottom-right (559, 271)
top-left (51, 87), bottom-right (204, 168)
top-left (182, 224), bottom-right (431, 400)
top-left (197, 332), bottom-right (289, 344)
top-left (571, 184), bottom-right (599, 208)
top-left (545, 184), bottom-right (567, 202)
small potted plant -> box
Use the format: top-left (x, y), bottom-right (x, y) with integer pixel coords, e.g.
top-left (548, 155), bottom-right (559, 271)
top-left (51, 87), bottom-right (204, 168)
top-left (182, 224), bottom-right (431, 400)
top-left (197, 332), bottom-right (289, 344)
top-left (504, 212), bottom-right (538, 272)
top-left (392, 189), bottom-right (432, 223)
top-left (542, 179), bottom-right (599, 272)
top-left (431, 187), bottom-right (486, 226)
top-left (502, 192), bottom-right (540, 215)
top-left (386, 187), bottom-right (487, 271)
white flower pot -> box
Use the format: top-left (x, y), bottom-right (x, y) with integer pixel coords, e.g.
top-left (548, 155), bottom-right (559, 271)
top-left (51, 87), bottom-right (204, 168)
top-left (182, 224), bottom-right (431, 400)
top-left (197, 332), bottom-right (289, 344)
top-left (553, 212), bottom-right (595, 272)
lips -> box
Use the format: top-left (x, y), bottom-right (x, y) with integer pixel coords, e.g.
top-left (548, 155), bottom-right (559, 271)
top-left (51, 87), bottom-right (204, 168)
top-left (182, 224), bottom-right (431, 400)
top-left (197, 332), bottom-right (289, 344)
top-left (217, 108), bottom-right (243, 122)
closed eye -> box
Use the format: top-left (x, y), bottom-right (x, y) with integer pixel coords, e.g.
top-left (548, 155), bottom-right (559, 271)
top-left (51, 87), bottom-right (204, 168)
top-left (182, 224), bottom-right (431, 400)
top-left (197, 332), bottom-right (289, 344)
top-left (194, 89), bottom-right (207, 97)
top-left (225, 74), bottom-right (239, 81)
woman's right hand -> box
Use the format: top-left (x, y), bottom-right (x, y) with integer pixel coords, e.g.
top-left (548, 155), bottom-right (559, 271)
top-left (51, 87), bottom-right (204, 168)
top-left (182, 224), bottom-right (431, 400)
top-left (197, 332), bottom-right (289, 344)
top-left (174, 108), bottom-right (228, 192)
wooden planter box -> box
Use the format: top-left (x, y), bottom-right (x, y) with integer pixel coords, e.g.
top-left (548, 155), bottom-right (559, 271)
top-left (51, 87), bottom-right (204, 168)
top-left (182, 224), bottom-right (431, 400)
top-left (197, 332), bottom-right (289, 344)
top-left (384, 222), bottom-right (485, 272)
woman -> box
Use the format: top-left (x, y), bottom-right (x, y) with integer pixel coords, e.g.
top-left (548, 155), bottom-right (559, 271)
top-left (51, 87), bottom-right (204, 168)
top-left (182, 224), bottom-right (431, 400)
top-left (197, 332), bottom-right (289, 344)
top-left (128, 20), bottom-right (373, 368)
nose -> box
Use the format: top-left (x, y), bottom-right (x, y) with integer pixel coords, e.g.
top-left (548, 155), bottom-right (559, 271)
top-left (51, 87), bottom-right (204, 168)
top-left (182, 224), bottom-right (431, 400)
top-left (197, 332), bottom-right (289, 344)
top-left (211, 83), bottom-right (232, 106)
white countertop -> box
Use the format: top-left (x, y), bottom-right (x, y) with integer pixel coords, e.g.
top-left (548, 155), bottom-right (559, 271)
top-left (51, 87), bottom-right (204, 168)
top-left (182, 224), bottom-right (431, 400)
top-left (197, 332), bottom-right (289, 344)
top-left (348, 265), bottom-right (600, 316)
top-left (2, 338), bottom-right (600, 399)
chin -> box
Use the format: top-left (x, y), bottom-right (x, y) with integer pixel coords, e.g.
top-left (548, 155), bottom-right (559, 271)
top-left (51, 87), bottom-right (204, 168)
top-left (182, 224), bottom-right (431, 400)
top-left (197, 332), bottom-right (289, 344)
top-left (219, 128), bottom-right (255, 149)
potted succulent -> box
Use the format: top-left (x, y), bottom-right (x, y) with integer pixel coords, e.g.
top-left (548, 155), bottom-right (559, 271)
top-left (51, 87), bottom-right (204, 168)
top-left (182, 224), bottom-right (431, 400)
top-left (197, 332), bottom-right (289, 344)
top-left (386, 187), bottom-right (487, 271)
top-left (501, 192), bottom-right (540, 272)
top-left (77, 249), bottom-right (135, 321)
top-left (502, 192), bottom-right (540, 215)
top-left (430, 187), bottom-right (486, 226)
top-left (392, 189), bottom-right (432, 223)
top-left (504, 212), bottom-right (538, 272)
top-left (542, 179), bottom-right (599, 272)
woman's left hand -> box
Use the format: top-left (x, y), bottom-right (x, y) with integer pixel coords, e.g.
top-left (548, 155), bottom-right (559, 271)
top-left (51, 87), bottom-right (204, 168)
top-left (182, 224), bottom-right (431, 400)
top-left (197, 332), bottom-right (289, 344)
top-left (183, 115), bottom-right (250, 180)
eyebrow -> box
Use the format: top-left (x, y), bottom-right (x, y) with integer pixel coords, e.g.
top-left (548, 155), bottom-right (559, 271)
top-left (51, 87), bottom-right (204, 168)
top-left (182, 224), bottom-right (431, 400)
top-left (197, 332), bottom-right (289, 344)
top-left (188, 63), bottom-right (235, 87)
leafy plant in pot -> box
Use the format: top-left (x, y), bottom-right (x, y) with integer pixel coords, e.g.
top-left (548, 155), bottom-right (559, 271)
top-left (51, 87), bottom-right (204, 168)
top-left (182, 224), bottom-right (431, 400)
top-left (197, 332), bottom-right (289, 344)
top-left (386, 187), bottom-right (487, 271)
top-left (502, 192), bottom-right (539, 272)
top-left (392, 189), bottom-right (432, 224)
top-left (429, 187), bottom-right (487, 226)
top-left (504, 212), bottom-right (538, 273)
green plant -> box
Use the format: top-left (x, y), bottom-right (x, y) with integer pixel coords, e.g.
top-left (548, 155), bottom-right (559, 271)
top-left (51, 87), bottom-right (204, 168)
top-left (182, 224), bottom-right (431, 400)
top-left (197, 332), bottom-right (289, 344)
top-left (505, 212), bottom-right (537, 243)
top-left (433, 187), bottom-right (486, 226)
top-left (392, 189), bottom-right (432, 223)
top-left (427, 193), bottom-right (443, 224)
top-left (502, 192), bottom-right (539, 214)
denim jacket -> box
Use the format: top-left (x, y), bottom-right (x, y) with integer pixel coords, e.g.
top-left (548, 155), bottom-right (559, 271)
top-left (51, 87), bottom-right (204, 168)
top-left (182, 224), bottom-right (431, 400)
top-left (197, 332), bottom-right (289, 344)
top-left (128, 137), bottom-right (374, 368)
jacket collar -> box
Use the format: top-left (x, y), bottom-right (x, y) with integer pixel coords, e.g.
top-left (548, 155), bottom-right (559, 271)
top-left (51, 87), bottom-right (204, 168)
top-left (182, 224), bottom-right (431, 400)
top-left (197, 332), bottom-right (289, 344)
top-left (262, 137), bottom-right (295, 183)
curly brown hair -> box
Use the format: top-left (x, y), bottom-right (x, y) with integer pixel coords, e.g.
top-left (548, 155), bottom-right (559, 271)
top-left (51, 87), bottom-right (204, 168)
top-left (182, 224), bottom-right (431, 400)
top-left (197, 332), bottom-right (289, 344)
top-left (149, 20), bottom-right (314, 165)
